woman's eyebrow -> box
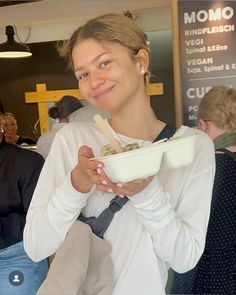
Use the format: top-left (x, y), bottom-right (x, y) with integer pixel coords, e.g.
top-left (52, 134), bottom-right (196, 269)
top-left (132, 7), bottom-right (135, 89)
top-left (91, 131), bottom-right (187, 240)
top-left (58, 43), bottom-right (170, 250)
top-left (74, 51), bottom-right (108, 72)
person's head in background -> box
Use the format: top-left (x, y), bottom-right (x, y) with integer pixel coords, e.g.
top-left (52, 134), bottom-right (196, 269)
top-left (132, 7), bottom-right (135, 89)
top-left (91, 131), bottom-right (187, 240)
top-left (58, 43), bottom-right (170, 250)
top-left (60, 13), bottom-right (150, 113)
top-left (0, 113), bottom-right (18, 144)
top-left (49, 95), bottom-right (83, 123)
top-left (198, 85), bottom-right (236, 151)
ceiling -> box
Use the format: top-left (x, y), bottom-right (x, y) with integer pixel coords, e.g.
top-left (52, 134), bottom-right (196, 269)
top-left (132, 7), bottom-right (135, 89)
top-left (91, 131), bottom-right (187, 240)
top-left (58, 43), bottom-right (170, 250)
top-left (0, 0), bottom-right (172, 43)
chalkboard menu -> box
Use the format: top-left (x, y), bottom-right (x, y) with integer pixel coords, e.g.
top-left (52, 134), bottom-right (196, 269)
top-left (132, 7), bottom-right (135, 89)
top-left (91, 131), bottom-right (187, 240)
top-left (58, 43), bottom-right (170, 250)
top-left (177, 0), bottom-right (236, 126)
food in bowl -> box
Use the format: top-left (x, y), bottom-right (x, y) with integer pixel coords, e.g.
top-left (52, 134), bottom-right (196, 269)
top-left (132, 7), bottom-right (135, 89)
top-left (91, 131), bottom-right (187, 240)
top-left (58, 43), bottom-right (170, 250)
top-left (101, 142), bottom-right (140, 156)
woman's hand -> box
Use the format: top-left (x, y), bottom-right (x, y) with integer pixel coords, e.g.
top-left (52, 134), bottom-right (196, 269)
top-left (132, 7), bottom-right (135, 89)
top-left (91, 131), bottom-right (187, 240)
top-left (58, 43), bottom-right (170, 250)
top-left (71, 145), bottom-right (153, 196)
top-left (109, 177), bottom-right (154, 197)
top-left (71, 145), bottom-right (111, 194)
top-left (96, 168), bottom-right (154, 197)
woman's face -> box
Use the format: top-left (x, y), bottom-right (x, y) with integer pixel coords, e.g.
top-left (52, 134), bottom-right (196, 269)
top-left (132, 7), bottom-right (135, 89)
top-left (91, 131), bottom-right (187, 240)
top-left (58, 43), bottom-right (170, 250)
top-left (72, 38), bottom-right (147, 113)
top-left (1, 115), bottom-right (18, 140)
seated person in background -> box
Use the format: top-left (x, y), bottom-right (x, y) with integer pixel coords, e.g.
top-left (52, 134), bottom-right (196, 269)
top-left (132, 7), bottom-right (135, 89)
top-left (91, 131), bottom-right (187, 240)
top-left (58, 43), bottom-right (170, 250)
top-left (170, 85), bottom-right (236, 295)
top-left (0, 112), bottom-right (36, 145)
top-left (0, 126), bottom-right (48, 295)
top-left (37, 95), bottom-right (83, 159)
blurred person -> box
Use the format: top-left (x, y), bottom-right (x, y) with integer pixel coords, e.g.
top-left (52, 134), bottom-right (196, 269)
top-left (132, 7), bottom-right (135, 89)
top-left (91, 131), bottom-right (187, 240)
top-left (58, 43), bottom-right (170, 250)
top-left (37, 95), bottom-right (83, 159)
top-left (0, 113), bottom-right (36, 146)
top-left (170, 85), bottom-right (236, 295)
top-left (24, 14), bottom-right (215, 295)
top-left (69, 100), bottom-right (108, 122)
top-left (0, 126), bottom-right (49, 295)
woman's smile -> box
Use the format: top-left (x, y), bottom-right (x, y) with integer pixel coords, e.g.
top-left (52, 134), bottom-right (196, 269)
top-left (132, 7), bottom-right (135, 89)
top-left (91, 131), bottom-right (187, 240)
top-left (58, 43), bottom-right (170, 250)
top-left (94, 85), bottom-right (114, 100)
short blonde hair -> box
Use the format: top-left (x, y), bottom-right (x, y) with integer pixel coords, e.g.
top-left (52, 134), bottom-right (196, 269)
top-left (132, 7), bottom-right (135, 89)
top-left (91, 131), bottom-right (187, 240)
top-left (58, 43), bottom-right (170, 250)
top-left (59, 14), bottom-right (150, 81)
top-left (198, 85), bottom-right (236, 131)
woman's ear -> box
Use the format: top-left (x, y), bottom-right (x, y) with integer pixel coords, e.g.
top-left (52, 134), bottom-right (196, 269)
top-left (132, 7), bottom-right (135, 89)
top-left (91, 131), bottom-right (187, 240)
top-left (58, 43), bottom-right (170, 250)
top-left (135, 48), bottom-right (149, 75)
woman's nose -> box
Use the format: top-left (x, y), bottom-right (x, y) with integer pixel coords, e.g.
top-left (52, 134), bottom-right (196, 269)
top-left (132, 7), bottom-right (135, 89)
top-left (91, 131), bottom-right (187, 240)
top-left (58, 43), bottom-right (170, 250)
top-left (89, 70), bottom-right (105, 88)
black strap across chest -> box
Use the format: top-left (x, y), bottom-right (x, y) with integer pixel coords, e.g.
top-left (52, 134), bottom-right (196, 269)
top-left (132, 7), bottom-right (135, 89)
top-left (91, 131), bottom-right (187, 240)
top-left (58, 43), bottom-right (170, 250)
top-left (78, 123), bottom-right (176, 238)
top-left (79, 196), bottom-right (129, 238)
top-left (153, 123), bottom-right (177, 142)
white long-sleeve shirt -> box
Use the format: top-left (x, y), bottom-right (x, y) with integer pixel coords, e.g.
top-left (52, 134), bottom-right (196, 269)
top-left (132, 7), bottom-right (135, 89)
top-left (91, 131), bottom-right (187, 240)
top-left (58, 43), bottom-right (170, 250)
top-left (24, 121), bottom-right (215, 295)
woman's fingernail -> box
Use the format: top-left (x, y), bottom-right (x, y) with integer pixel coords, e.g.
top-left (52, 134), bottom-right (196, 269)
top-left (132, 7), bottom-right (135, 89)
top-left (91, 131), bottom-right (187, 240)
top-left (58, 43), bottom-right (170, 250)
top-left (97, 168), bottom-right (101, 175)
top-left (116, 183), bottom-right (123, 188)
top-left (97, 163), bottom-right (103, 168)
top-left (107, 188), bottom-right (113, 193)
top-left (119, 194), bottom-right (124, 198)
top-left (102, 180), bottom-right (108, 185)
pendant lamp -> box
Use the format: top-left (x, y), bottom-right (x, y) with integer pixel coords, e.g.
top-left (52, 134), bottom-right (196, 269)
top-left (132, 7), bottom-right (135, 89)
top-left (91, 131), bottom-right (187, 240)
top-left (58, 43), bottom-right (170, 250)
top-left (0, 25), bottom-right (32, 58)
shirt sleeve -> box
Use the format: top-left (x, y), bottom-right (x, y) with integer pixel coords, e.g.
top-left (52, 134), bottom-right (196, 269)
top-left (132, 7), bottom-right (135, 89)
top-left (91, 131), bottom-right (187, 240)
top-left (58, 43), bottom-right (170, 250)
top-left (130, 133), bottom-right (215, 273)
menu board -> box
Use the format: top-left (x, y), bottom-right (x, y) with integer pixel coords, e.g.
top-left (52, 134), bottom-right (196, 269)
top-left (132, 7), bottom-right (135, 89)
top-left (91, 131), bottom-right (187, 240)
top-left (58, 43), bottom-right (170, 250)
top-left (177, 0), bottom-right (236, 126)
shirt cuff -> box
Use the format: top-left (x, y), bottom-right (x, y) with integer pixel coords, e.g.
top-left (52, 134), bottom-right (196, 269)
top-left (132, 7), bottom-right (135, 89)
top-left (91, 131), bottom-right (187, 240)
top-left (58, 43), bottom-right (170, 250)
top-left (129, 175), bottom-right (162, 205)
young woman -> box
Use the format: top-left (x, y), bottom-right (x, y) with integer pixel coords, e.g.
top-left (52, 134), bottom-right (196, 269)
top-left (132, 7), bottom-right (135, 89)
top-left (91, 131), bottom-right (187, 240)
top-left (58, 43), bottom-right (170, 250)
top-left (23, 14), bottom-right (215, 295)
top-left (170, 86), bottom-right (236, 295)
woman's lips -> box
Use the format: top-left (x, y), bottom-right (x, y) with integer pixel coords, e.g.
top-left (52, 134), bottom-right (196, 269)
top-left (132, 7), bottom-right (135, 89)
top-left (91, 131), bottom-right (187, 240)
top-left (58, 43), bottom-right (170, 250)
top-left (94, 85), bottom-right (114, 99)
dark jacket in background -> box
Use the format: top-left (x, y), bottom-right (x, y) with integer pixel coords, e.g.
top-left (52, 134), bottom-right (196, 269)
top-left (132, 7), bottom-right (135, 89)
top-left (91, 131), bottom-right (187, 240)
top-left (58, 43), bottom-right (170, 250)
top-left (0, 141), bottom-right (44, 249)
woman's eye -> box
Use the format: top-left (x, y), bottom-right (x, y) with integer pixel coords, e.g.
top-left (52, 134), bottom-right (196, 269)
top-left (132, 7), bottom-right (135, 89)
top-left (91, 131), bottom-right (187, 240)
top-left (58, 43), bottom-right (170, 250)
top-left (100, 60), bottom-right (111, 68)
top-left (78, 72), bottom-right (88, 81)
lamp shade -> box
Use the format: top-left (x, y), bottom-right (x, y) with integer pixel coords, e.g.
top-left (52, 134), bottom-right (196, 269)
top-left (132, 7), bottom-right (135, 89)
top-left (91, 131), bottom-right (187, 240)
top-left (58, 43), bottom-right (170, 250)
top-left (0, 25), bottom-right (32, 58)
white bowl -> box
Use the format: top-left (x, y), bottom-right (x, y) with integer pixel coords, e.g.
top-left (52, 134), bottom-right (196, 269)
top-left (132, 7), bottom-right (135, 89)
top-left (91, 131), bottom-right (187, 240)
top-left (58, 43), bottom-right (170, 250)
top-left (95, 144), bottom-right (163, 183)
top-left (159, 134), bottom-right (197, 170)
top-left (95, 134), bottom-right (197, 183)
